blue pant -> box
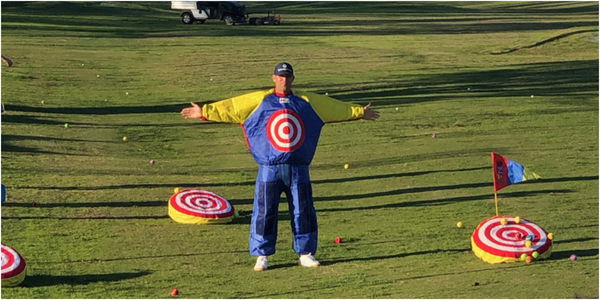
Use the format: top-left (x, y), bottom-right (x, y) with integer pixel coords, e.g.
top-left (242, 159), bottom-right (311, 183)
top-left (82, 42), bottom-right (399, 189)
top-left (249, 164), bottom-right (318, 256)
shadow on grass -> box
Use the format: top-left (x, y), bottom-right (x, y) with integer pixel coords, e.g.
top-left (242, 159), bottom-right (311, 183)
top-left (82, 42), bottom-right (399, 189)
top-left (16, 166), bottom-right (489, 191)
top-left (548, 249), bottom-right (599, 260)
top-left (6, 175), bottom-right (593, 208)
top-left (330, 60), bottom-right (598, 107)
top-left (317, 189), bottom-right (574, 213)
top-left (1, 2), bottom-right (597, 38)
top-left (41, 250), bottom-right (247, 264)
top-left (554, 237), bottom-right (599, 244)
top-left (21, 271), bottom-right (151, 287)
top-left (4, 103), bottom-right (189, 115)
top-left (1, 215), bottom-right (168, 220)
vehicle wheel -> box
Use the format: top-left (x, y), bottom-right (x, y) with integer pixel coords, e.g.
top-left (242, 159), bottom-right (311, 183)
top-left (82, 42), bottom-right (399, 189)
top-left (181, 12), bottom-right (194, 24)
top-left (224, 15), bottom-right (234, 25)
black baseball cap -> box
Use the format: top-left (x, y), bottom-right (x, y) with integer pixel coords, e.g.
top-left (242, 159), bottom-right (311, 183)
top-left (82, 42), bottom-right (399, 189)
top-left (274, 62), bottom-right (294, 76)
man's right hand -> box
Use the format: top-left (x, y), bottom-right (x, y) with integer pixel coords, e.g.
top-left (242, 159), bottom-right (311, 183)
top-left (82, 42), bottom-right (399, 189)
top-left (181, 102), bottom-right (203, 119)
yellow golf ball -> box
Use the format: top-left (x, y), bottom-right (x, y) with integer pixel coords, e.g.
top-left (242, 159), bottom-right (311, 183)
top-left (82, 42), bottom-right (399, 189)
top-left (525, 240), bottom-right (532, 248)
top-left (547, 233), bottom-right (554, 240)
top-left (122, 136), bottom-right (128, 142)
top-left (500, 218), bottom-right (508, 225)
top-left (514, 216), bottom-right (521, 224)
top-left (343, 163), bottom-right (349, 169)
top-left (456, 221), bottom-right (463, 228)
top-left (174, 187), bottom-right (182, 194)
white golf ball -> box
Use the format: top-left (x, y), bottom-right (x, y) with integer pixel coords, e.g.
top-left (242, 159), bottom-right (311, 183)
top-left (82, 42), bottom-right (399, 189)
top-left (125, 92), bottom-right (129, 95)
top-left (96, 74), bottom-right (100, 78)
top-left (325, 92), bottom-right (328, 95)
top-left (395, 107), bottom-right (399, 111)
top-left (530, 95), bottom-right (534, 98)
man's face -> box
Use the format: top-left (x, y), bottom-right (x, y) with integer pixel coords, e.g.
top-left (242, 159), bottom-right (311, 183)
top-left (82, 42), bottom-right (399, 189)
top-left (272, 74), bottom-right (294, 92)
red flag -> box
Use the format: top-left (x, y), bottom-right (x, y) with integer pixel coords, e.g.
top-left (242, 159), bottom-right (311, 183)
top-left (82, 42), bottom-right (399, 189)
top-left (492, 152), bottom-right (540, 192)
top-left (492, 152), bottom-right (510, 191)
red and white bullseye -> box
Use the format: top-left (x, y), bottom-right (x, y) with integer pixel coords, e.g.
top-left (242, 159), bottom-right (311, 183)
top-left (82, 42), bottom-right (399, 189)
top-left (471, 216), bottom-right (552, 263)
top-left (1, 244), bottom-right (27, 286)
top-left (168, 189), bottom-right (235, 224)
top-left (267, 109), bottom-right (305, 152)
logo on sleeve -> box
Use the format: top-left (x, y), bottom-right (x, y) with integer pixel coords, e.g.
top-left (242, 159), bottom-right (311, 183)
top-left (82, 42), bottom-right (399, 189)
top-left (266, 109), bottom-right (305, 152)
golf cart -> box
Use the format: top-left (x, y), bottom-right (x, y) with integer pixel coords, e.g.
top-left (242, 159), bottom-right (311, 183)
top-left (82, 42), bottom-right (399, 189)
top-left (171, 1), bottom-right (280, 25)
top-left (171, 1), bottom-right (246, 25)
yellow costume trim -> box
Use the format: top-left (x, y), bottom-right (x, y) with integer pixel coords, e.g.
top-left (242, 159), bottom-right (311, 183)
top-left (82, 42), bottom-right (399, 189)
top-left (471, 236), bottom-right (552, 264)
top-left (168, 202), bottom-right (233, 224)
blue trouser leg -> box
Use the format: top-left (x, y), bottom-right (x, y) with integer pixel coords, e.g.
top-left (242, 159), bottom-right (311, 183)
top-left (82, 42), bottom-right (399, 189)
top-left (249, 164), bottom-right (318, 256)
top-left (287, 165), bottom-right (318, 255)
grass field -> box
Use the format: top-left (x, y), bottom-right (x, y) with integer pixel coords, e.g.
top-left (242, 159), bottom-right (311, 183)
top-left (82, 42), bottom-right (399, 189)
top-left (1, 1), bottom-right (598, 298)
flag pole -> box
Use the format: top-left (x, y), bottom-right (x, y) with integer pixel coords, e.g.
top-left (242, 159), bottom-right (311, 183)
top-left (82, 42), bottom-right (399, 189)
top-left (494, 192), bottom-right (499, 216)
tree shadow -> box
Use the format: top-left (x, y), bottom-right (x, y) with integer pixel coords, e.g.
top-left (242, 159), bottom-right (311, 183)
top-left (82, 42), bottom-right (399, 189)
top-left (554, 237), bottom-right (598, 244)
top-left (1, 215), bottom-right (168, 220)
top-left (1, 2), bottom-right (596, 39)
top-left (4, 103), bottom-right (189, 115)
top-left (16, 166), bottom-right (488, 191)
top-left (20, 271), bottom-right (151, 287)
top-left (42, 250), bottom-right (247, 265)
top-left (333, 60), bottom-right (598, 107)
top-left (548, 249), bottom-right (599, 260)
top-left (317, 189), bottom-right (574, 213)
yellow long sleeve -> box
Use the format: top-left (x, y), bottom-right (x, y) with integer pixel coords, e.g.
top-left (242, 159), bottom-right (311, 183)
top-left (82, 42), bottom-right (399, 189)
top-left (201, 89), bottom-right (273, 123)
top-left (298, 91), bottom-right (364, 123)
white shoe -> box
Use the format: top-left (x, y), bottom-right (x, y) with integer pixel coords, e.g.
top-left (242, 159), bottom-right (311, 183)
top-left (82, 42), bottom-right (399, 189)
top-left (299, 254), bottom-right (320, 267)
top-left (254, 256), bottom-right (268, 271)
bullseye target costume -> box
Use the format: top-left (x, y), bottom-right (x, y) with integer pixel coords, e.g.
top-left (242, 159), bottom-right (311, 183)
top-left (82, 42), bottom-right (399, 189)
top-left (195, 64), bottom-right (365, 257)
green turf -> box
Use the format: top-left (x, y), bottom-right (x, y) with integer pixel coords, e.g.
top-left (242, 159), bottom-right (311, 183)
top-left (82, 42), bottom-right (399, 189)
top-left (1, 1), bottom-right (598, 298)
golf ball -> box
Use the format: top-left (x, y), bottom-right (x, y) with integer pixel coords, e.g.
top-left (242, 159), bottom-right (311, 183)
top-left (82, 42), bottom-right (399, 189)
top-left (514, 216), bottom-right (521, 224)
top-left (125, 92), bottom-right (129, 95)
top-left (525, 240), bottom-right (532, 248)
top-left (64, 123), bottom-right (70, 128)
top-left (525, 256), bottom-right (533, 263)
top-left (395, 107), bottom-right (399, 111)
top-left (532, 251), bottom-right (540, 259)
top-left (334, 237), bottom-right (342, 244)
top-left (96, 74), bottom-right (100, 78)
top-left (343, 163), bottom-right (349, 169)
top-left (149, 159), bottom-right (156, 165)
top-left (325, 92), bottom-right (328, 95)
top-left (547, 233), bottom-right (554, 240)
top-left (456, 221), bottom-right (463, 228)
top-left (520, 253), bottom-right (527, 261)
top-left (40, 100), bottom-right (45, 104)
top-left (174, 187), bottom-right (182, 194)
top-left (122, 136), bottom-right (128, 142)
top-left (171, 288), bottom-right (179, 296)
top-left (500, 218), bottom-right (507, 225)
top-left (530, 95), bottom-right (534, 98)
top-left (569, 254), bottom-right (577, 261)
top-left (431, 133), bottom-right (437, 138)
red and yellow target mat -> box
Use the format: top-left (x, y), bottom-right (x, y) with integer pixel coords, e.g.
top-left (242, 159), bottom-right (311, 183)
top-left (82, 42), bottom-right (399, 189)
top-left (1, 244), bottom-right (27, 286)
top-left (168, 189), bottom-right (235, 224)
top-left (471, 216), bottom-right (553, 264)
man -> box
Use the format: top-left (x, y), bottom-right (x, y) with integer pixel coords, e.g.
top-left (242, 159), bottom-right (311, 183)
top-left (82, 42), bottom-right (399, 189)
top-left (181, 62), bottom-right (380, 271)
